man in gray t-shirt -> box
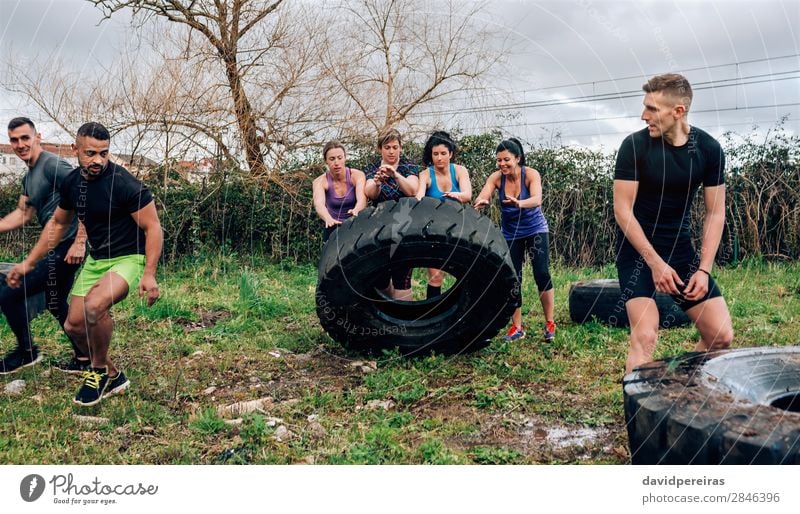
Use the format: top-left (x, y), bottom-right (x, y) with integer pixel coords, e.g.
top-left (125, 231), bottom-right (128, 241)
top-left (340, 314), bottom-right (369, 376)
top-left (0, 117), bottom-right (88, 375)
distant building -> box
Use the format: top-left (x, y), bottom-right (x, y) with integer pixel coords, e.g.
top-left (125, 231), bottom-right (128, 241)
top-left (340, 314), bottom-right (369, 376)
top-left (0, 143), bottom-right (162, 183)
top-left (175, 158), bottom-right (215, 183)
top-left (110, 153), bottom-right (159, 178)
top-left (0, 143), bottom-right (77, 182)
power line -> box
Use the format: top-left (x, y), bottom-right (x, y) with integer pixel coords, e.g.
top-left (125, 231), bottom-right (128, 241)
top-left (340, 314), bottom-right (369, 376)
top-left (427, 53), bottom-right (800, 108)
top-left (461, 103), bottom-right (799, 135)
top-left (413, 72), bottom-right (800, 117)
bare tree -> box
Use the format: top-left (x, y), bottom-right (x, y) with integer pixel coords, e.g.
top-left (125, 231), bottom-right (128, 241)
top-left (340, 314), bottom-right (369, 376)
top-left (318, 0), bottom-right (504, 136)
top-left (90, 0), bottom-right (292, 176)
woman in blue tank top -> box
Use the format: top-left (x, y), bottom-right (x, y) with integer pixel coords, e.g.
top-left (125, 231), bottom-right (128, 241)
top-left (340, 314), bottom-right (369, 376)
top-left (415, 131), bottom-right (472, 299)
top-left (312, 141), bottom-right (366, 242)
top-left (474, 138), bottom-right (555, 343)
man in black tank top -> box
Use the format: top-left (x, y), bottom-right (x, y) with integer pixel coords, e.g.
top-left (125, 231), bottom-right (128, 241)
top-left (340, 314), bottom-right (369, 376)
top-left (613, 74), bottom-right (733, 374)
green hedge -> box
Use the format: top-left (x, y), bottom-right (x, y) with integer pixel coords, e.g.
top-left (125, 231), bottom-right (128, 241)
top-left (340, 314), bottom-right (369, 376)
top-left (1, 126), bottom-right (797, 267)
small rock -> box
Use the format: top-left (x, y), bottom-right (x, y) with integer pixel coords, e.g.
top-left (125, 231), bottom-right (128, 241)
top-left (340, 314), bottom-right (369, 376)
top-left (360, 365), bottom-right (375, 374)
top-left (248, 376), bottom-right (260, 383)
top-left (202, 386), bottom-right (217, 395)
top-left (265, 417), bottom-right (283, 427)
top-left (191, 351), bottom-right (204, 358)
top-left (217, 397), bottom-right (274, 418)
top-left (274, 425), bottom-right (292, 442)
top-left (307, 421), bottom-right (327, 439)
top-left (74, 415), bottom-right (110, 424)
top-left (268, 350), bottom-right (282, 358)
top-left (364, 361), bottom-right (377, 370)
top-left (4, 380), bottom-right (26, 395)
top-left (224, 418), bottom-right (244, 427)
top-left (307, 414), bottom-right (319, 422)
top-left (348, 361), bottom-right (364, 369)
top-left (365, 399), bottom-right (394, 411)
top-left (141, 426), bottom-right (156, 434)
top-left (31, 394), bottom-right (44, 402)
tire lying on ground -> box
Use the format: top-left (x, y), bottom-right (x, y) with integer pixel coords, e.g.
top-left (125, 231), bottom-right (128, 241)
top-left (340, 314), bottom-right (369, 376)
top-left (624, 346), bottom-right (800, 464)
top-left (0, 262), bottom-right (46, 322)
top-left (568, 278), bottom-right (690, 329)
top-left (316, 197), bottom-right (518, 356)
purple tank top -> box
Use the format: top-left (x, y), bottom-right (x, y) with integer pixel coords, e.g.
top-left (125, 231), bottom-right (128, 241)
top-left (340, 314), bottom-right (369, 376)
top-left (326, 168), bottom-right (357, 222)
top-left (498, 166), bottom-right (549, 240)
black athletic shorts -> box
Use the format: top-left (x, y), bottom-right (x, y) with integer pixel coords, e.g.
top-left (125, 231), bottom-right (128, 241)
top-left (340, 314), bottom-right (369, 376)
top-left (616, 241), bottom-right (722, 311)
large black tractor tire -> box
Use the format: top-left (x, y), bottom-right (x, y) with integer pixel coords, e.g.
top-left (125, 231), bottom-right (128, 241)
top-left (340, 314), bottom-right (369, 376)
top-left (569, 279), bottom-right (690, 329)
top-left (316, 197), bottom-right (518, 356)
top-left (624, 347), bottom-right (800, 464)
top-left (0, 263), bottom-right (46, 322)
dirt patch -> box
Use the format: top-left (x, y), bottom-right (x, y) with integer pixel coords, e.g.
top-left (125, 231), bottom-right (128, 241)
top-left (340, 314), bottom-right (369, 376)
top-left (174, 309), bottom-right (232, 332)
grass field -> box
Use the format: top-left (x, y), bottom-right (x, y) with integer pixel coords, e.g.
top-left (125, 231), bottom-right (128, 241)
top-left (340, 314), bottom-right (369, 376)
top-left (1, 255), bottom-right (799, 464)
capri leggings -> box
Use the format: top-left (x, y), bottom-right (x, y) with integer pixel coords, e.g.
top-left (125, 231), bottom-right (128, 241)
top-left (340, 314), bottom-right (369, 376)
top-left (507, 232), bottom-right (552, 308)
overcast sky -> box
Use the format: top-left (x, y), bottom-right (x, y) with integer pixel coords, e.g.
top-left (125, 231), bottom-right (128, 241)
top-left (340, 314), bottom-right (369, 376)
top-left (0, 0), bottom-right (797, 153)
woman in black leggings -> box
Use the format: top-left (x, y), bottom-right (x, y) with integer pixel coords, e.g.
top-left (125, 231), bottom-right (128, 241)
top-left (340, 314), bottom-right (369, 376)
top-left (474, 138), bottom-right (555, 342)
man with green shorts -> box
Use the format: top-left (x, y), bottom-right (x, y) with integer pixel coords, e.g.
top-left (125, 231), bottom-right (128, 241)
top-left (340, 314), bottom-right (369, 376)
top-left (7, 122), bottom-right (163, 406)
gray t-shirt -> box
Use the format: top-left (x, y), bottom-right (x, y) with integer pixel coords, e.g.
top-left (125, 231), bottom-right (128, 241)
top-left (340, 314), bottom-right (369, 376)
top-left (22, 150), bottom-right (78, 242)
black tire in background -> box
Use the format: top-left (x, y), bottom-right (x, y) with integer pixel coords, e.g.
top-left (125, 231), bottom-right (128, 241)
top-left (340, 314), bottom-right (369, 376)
top-left (568, 278), bottom-right (690, 329)
top-left (0, 262), bottom-right (46, 323)
top-left (623, 347), bottom-right (800, 464)
top-left (316, 197), bottom-right (518, 356)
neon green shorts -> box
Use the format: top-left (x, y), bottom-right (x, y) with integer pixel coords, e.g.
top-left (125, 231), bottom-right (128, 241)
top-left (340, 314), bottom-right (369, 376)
top-left (71, 254), bottom-right (146, 297)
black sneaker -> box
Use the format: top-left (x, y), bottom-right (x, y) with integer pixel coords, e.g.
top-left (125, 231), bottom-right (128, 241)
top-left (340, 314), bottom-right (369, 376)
top-left (73, 367), bottom-right (110, 407)
top-left (103, 371), bottom-right (130, 398)
top-left (56, 356), bottom-right (91, 375)
top-left (0, 347), bottom-right (43, 375)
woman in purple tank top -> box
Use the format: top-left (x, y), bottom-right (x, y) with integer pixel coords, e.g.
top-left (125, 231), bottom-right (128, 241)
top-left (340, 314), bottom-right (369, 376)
top-left (312, 141), bottom-right (366, 242)
top-left (474, 138), bottom-right (556, 343)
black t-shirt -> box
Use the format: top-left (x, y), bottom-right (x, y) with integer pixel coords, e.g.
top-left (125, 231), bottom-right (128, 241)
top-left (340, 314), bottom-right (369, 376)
top-left (59, 162), bottom-right (154, 259)
top-left (614, 126), bottom-right (725, 250)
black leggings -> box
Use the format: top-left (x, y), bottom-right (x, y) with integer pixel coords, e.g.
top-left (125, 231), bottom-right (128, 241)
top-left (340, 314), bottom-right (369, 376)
top-left (507, 232), bottom-right (553, 308)
top-left (0, 239), bottom-right (81, 353)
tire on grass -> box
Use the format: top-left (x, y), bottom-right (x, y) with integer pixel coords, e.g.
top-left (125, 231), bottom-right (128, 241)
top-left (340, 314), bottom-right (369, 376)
top-left (316, 197), bottom-right (518, 356)
top-left (623, 346), bottom-right (800, 464)
top-left (568, 278), bottom-right (690, 329)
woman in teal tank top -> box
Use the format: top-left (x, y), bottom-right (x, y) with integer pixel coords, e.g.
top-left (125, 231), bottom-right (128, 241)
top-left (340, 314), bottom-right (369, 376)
top-left (415, 131), bottom-right (472, 299)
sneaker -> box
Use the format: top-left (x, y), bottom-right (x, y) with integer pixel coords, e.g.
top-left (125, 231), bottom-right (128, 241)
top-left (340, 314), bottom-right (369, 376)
top-left (0, 347), bottom-right (42, 375)
top-left (103, 371), bottom-right (130, 398)
top-left (503, 325), bottom-right (526, 342)
top-left (55, 356), bottom-right (91, 375)
top-left (543, 321), bottom-right (557, 342)
top-left (73, 367), bottom-right (110, 407)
